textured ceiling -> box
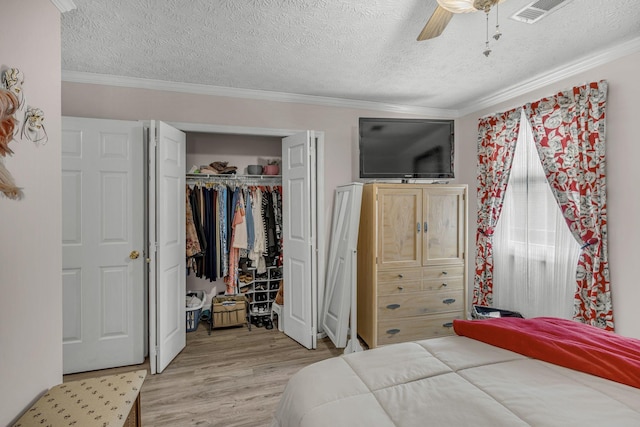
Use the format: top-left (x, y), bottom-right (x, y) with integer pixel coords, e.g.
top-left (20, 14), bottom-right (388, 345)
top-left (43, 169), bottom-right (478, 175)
top-left (61, 0), bottom-right (640, 114)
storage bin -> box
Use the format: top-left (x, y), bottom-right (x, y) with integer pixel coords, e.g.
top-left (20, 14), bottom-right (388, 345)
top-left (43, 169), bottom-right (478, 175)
top-left (212, 295), bottom-right (248, 328)
top-left (472, 305), bottom-right (524, 320)
top-left (186, 290), bottom-right (205, 332)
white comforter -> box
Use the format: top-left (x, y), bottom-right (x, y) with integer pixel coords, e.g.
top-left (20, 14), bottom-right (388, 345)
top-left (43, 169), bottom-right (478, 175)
top-left (271, 336), bottom-right (640, 426)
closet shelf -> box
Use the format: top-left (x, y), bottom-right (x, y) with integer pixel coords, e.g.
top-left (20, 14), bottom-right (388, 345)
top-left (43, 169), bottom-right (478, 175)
top-left (186, 173), bottom-right (282, 187)
top-left (187, 173), bottom-right (281, 180)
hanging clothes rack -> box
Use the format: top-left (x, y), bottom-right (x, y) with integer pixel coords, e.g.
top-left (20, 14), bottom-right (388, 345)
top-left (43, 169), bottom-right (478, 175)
top-left (186, 173), bottom-right (282, 187)
top-left (186, 173), bottom-right (283, 294)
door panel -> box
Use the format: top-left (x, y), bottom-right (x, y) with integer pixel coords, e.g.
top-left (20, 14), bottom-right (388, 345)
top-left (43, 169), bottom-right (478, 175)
top-left (377, 188), bottom-right (422, 270)
top-left (423, 187), bottom-right (466, 266)
top-left (282, 131), bottom-right (316, 349)
top-left (153, 121), bottom-right (186, 373)
top-left (62, 117), bottom-right (144, 374)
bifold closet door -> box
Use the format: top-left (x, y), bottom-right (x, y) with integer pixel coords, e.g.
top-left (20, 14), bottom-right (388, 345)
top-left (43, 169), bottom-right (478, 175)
top-left (148, 120), bottom-right (186, 374)
top-left (282, 131), bottom-right (317, 350)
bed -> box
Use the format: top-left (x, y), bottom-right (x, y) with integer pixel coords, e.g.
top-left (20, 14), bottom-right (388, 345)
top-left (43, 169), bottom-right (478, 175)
top-left (271, 317), bottom-right (640, 426)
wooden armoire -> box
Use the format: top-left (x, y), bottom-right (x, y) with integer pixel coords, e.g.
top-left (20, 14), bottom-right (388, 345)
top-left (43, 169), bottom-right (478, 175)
top-left (356, 183), bottom-right (468, 348)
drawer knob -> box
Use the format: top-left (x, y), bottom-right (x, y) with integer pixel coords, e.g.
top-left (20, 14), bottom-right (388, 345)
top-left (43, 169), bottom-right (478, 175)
top-left (386, 304), bottom-right (401, 310)
top-left (398, 274), bottom-right (404, 278)
top-left (442, 322), bottom-right (454, 328)
top-left (386, 328), bottom-right (401, 335)
top-left (397, 286), bottom-right (404, 291)
top-left (442, 271), bottom-right (448, 275)
top-left (441, 282), bottom-right (448, 287)
top-left (442, 298), bottom-right (456, 305)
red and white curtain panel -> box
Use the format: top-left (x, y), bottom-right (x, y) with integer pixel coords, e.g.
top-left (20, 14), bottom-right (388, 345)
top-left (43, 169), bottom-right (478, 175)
top-left (473, 107), bottom-right (521, 307)
top-left (523, 81), bottom-right (612, 330)
top-left (475, 81), bottom-right (612, 330)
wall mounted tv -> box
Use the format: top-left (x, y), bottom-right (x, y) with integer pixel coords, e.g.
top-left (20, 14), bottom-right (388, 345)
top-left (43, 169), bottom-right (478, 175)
top-left (359, 117), bottom-right (454, 179)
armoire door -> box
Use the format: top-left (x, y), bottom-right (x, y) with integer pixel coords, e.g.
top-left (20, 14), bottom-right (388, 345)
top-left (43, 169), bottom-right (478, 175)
top-left (282, 131), bottom-right (318, 350)
top-left (61, 117), bottom-right (145, 374)
top-left (148, 121), bottom-right (186, 374)
top-left (377, 187), bottom-right (423, 270)
top-left (422, 187), bottom-right (466, 266)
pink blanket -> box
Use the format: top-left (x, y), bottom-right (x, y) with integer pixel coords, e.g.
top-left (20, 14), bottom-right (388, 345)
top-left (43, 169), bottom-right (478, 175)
top-left (454, 317), bottom-right (640, 389)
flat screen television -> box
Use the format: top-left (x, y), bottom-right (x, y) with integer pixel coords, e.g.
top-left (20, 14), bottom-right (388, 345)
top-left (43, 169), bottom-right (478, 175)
top-left (359, 117), bottom-right (454, 179)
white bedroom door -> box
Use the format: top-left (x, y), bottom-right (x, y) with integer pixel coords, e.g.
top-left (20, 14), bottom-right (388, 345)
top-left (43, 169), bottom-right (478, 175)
top-left (282, 131), bottom-right (318, 349)
top-left (148, 120), bottom-right (187, 374)
top-left (61, 117), bottom-right (145, 374)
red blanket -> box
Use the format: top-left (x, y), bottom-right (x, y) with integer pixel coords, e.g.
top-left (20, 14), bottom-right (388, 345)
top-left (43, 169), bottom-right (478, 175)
top-left (453, 317), bottom-right (640, 389)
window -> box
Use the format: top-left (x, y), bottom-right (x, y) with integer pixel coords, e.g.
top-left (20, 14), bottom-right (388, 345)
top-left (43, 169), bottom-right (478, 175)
top-left (492, 111), bottom-right (581, 318)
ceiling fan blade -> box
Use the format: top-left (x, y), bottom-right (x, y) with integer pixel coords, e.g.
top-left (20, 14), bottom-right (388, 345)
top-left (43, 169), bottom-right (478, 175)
top-left (417, 5), bottom-right (454, 41)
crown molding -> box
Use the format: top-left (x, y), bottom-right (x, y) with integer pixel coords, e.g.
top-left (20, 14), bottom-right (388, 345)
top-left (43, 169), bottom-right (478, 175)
top-left (459, 36), bottom-right (640, 116)
top-left (61, 71), bottom-right (458, 119)
top-left (51, 0), bottom-right (76, 13)
top-left (62, 36), bottom-right (639, 120)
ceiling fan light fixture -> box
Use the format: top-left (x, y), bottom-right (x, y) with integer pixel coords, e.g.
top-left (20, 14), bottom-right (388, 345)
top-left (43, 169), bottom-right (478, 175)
top-left (437, 0), bottom-right (503, 13)
top-left (436, 0), bottom-right (477, 14)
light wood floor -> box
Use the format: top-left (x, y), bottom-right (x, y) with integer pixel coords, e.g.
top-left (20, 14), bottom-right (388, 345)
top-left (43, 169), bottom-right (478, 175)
top-left (64, 322), bottom-right (343, 426)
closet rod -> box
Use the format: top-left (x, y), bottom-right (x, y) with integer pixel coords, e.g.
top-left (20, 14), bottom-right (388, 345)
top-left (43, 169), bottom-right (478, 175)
top-left (186, 173), bottom-right (282, 186)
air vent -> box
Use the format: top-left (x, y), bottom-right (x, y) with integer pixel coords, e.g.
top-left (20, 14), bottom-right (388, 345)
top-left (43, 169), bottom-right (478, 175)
top-left (510, 0), bottom-right (573, 24)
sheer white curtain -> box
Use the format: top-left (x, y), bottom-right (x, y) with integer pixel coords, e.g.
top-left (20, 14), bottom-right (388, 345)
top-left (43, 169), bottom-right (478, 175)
top-left (493, 110), bottom-right (581, 319)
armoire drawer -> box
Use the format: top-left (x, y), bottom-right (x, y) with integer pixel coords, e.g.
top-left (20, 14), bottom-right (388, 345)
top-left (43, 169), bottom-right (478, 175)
top-left (377, 269), bottom-right (423, 295)
top-left (377, 269), bottom-right (422, 283)
top-left (422, 277), bottom-right (464, 292)
top-left (377, 290), bottom-right (464, 319)
top-left (423, 265), bottom-right (464, 280)
top-left (378, 280), bottom-right (422, 295)
top-left (377, 312), bottom-right (464, 346)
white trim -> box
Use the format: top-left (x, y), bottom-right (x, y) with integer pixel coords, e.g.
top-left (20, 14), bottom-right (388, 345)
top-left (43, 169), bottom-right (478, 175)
top-left (167, 121), bottom-right (301, 137)
top-left (61, 70), bottom-right (458, 118)
top-left (51, 0), bottom-right (76, 13)
top-left (460, 36), bottom-right (640, 116)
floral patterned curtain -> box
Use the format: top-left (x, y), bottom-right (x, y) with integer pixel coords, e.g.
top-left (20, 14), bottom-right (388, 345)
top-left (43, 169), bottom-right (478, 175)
top-left (474, 108), bottom-right (521, 306)
top-left (523, 81), bottom-right (613, 330)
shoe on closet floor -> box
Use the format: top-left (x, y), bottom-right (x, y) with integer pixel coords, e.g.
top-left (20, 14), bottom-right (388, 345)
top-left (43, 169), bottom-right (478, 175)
top-left (264, 318), bottom-right (273, 330)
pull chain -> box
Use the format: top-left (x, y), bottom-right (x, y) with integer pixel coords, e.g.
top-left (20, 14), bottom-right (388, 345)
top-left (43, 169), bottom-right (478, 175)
top-left (483, 11), bottom-right (491, 57)
top-left (494, 2), bottom-right (502, 41)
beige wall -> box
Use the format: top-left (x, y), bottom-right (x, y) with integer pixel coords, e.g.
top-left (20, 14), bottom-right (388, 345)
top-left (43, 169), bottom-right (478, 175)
top-left (0, 1), bottom-right (63, 424)
top-left (456, 51), bottom-right (640, 340)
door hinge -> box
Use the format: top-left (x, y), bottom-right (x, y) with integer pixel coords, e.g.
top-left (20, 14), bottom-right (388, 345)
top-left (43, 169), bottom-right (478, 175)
top-left (149, 133), bottom-right (157, 149)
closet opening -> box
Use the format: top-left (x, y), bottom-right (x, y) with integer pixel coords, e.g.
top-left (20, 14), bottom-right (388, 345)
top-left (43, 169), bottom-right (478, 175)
top-left (185, 131), bottom-right (283, 329)
top-left (158, 122), bottom-right (326, 364)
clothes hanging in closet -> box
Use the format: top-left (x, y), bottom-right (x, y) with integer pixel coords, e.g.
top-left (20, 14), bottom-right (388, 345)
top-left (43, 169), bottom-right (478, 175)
top-left (185, 182), bottom-right (283, 294)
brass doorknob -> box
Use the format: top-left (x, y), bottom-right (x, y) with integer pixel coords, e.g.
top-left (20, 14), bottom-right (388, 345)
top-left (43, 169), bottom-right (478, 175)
top-left (130, 250), bottom-right (140, 260)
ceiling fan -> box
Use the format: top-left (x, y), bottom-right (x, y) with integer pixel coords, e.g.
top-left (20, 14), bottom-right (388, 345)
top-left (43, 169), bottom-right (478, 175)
top-left (417, 0), bottom-right (504, 41)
